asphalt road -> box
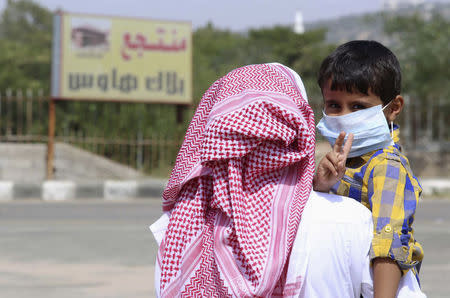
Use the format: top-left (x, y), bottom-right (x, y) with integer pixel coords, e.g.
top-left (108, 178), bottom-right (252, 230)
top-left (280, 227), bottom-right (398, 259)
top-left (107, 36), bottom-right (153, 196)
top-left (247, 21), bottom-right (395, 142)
top-left (0, 198), bottom-right (448, 298)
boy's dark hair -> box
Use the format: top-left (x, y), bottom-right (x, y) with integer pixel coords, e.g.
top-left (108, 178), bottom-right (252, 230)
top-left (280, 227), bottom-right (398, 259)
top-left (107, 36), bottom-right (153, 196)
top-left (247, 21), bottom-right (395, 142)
top-left (318, 40), bottom-right (401, 104)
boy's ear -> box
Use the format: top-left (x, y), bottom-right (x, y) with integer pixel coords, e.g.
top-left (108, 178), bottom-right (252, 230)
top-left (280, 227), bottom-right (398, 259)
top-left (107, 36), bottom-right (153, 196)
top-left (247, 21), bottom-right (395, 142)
top-left (385, 95), bottom-right (404, 122)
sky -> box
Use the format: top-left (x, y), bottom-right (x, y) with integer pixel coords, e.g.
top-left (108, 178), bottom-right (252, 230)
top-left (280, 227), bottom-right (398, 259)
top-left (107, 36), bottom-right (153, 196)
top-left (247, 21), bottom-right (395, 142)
top-left (0, 0), bottom-right (448, 31)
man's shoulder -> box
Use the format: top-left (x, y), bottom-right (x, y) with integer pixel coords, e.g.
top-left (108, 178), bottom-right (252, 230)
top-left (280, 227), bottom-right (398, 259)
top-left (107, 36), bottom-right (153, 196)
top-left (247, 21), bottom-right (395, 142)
top-left (307, 191), bottom-right (372, 225)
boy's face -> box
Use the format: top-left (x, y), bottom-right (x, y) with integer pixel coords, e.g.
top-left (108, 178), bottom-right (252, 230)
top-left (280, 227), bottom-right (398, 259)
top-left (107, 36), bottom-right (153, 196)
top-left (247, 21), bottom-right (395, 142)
top-left (322, 79), bottom-right (383, 116)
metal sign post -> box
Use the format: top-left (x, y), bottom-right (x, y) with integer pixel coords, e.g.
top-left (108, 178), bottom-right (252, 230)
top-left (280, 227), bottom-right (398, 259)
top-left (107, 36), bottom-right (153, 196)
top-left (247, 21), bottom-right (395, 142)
top-left (47, 98), bottom-right (55, 179)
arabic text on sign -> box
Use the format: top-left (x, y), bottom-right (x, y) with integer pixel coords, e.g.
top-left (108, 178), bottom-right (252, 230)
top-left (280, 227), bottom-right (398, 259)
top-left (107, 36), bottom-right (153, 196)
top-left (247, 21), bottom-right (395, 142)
top-left (121, 28), bottom-right (187, 61)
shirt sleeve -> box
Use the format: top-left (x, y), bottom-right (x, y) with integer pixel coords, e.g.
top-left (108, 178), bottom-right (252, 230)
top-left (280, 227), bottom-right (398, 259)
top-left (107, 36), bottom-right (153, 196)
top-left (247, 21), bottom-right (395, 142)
top-left (366, 153), bottom-right (424, 272)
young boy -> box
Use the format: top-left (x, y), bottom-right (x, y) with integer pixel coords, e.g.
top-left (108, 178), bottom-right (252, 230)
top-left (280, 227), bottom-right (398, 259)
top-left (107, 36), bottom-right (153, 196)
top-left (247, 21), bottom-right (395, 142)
top-left (313, 40), bottom-right (424, 297)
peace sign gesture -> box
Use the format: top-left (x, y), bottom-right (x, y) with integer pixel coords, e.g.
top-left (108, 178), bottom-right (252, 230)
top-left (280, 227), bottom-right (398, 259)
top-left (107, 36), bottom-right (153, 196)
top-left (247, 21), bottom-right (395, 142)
top-left (313, 132), bottom-right (354, 193)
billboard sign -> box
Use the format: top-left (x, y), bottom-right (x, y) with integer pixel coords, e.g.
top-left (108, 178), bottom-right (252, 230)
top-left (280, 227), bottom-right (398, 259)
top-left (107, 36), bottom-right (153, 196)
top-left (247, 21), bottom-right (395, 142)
top-left (51, 12), bottom-right (192, 104)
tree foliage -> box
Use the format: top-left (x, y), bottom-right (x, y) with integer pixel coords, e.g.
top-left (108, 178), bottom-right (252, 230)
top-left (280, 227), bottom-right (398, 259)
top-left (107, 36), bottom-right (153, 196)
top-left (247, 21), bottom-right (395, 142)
top-left (192, 23), bottom-right (248, 103)
top-left (192, 24), bottom-right (334, 105)
top-left (0, 0), bottom-right (52, 91)
top-left (384, 12), bottom-right (450, 102)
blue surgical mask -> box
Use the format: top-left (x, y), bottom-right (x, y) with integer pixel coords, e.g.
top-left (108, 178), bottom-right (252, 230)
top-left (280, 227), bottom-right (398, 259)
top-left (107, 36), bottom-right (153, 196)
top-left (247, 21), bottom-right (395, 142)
top-left (316, 104), bottom-right (394, 158)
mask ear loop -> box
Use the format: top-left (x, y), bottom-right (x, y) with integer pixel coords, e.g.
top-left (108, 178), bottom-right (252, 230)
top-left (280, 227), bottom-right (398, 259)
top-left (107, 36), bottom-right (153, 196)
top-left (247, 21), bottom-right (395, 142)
top-left (391, 121), bottom-right (394, 139)
top-left (382, 100), bottom-right (392, 111)
top-left (383, 100), bottom-right (394, 140)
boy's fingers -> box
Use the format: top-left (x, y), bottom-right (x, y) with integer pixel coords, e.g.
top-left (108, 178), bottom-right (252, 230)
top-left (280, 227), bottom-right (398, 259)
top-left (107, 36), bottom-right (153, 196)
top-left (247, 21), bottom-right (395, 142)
top-left (325, 151), bottom-right (340, 167)
top-left (333, 132), bottom-right (346, 153)
top-left (321, 158), bottom-right (338, 177)
top-left (341, 133), bottom-right (354, 158)
top-left (337, 158), bottom-right (347, 173)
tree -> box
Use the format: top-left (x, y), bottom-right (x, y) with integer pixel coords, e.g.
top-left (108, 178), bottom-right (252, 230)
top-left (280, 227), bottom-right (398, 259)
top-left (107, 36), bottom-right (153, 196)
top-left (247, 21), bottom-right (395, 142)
top-left (192, 23), bottom-right (248, 104)
top-left (245, 26), bottom-right (335, 105)
top-left (384, 12), bottom-right (450, 103)
top-left (0, 0), bottom-right (52, 91)
top-left (192, 24), bottom-right (334, 106)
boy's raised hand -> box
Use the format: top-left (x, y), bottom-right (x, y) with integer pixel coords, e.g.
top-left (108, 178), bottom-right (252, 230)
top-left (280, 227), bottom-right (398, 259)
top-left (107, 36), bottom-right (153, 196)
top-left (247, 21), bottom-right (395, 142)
top-left (313, 132), bottom-right (354, 193)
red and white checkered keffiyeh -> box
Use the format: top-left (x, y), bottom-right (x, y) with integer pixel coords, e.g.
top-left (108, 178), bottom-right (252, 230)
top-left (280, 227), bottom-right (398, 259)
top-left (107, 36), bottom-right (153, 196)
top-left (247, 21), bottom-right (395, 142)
top-left (158, 63), bottom-right (315, 297)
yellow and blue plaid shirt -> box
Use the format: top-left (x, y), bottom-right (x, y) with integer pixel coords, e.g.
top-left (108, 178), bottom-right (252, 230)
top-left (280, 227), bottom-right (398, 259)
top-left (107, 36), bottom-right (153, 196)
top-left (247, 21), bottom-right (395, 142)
top-left (331, 125), bottom-right (424, 276)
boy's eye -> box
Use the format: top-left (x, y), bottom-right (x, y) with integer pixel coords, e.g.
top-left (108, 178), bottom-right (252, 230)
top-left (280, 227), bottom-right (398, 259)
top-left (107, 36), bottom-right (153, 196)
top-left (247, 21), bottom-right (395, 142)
top-left (326, 103), bottom-right (340, 110)
top-left (352, 104), bottom-right (366, 110)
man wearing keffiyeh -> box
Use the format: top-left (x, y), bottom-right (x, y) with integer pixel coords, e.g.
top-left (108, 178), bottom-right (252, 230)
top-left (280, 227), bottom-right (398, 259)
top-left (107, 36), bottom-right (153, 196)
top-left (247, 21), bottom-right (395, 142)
top-left (154, 63), bottom-right (315, 296)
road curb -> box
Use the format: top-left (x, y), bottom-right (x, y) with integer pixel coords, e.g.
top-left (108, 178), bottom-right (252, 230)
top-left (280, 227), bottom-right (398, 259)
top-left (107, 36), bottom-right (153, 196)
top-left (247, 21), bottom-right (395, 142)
top-left (420, 179), bottom-right (450, 196)
top-left (0, 181), bottom-right (14, 201)
top-left (43, 181), bottom-right (76, 201)
top-left (0, 178), bottom-right (448, 200)
top-left (1, 179), bottom-right (166, 200)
